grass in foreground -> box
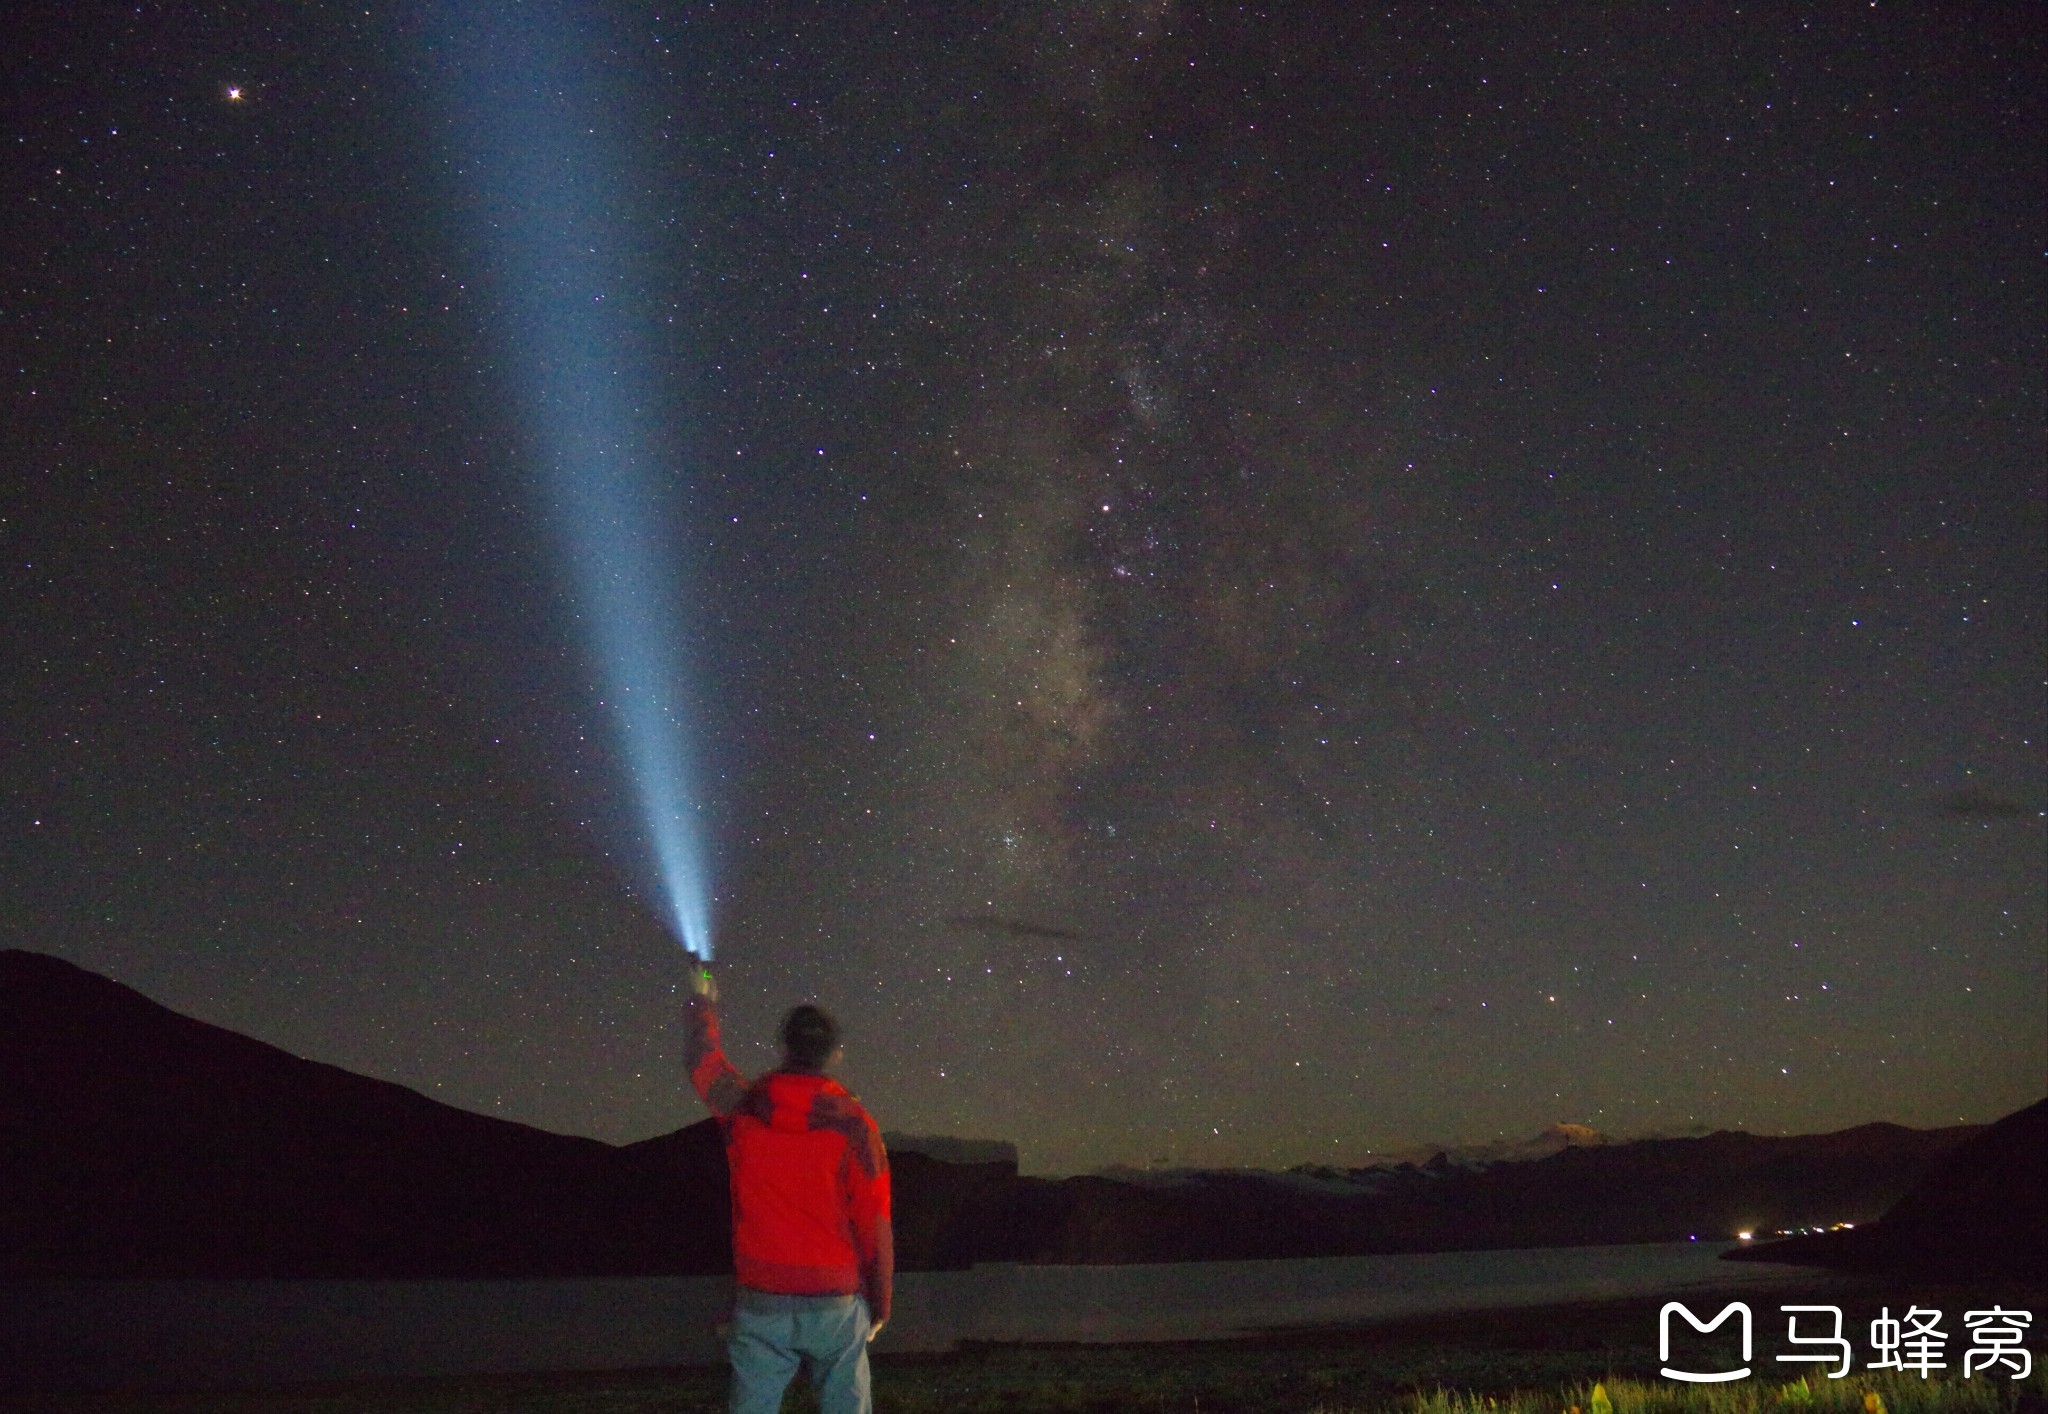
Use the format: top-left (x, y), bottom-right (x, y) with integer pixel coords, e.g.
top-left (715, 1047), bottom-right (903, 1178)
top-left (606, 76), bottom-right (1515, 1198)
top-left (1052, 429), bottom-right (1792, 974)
top-left (18, 1362), bottom-right (2040, 1414)
top-left (1365, 1372), bottom-right (2048, 1414)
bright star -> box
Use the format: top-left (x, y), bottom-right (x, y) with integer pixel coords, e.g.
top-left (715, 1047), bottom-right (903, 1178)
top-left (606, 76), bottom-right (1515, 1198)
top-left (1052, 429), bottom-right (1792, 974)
top-left (225, 85), bottom-right (244, 102)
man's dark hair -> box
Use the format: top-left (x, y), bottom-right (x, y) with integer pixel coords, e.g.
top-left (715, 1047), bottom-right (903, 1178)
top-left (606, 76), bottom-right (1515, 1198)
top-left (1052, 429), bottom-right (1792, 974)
top-left (781, 1004), bottom-right (839, 1070)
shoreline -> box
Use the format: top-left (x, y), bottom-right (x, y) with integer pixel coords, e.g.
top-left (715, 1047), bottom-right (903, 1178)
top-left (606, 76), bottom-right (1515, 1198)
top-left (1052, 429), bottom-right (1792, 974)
top-left (1, 1240), bottom-right (1819, 1391)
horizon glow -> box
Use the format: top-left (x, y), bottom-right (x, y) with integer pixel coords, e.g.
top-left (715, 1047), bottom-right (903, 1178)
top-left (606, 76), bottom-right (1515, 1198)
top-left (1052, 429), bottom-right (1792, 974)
top-left (429, 2), bottom-right (712, 956)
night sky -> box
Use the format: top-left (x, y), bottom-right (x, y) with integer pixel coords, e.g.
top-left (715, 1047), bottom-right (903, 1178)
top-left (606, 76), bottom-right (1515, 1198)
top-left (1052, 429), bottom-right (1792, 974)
top-left (5, 2), bottom-right (2042, 1175)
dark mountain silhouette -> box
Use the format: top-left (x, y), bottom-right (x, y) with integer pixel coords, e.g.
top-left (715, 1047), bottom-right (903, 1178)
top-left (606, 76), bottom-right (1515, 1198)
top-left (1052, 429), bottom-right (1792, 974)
top-left (0, 948), bottom-right (728, 1277)
top-left (0, 949), bottom-right (1995, 1276)
top-left (885, 1133), bottom-right (1019, 1166)
top-left (1725, 1096), bottom-right (2047, 1277)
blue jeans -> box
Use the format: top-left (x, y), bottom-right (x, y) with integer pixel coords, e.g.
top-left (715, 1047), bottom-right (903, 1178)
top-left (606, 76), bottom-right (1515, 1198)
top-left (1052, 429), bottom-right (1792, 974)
top-left (727, 1289), bottom-right (872, 1414)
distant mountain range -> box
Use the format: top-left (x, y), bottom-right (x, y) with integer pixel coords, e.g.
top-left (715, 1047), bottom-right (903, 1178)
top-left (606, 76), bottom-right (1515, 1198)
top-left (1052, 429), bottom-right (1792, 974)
top-left (887, 1118), bottom-right (1986, 1268)
top-left (1095, 1121), bottom-right (1613, 1185)
top-left (1, 949), bottom-right (2018, 1278)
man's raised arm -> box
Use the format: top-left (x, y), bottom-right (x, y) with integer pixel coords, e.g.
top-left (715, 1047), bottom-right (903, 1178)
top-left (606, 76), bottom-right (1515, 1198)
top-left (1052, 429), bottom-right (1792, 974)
top-left (683, 962), bottom-right (746, 1116)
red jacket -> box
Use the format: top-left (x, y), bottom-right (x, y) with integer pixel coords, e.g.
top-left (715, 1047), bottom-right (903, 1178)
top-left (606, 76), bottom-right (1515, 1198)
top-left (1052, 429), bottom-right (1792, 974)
top-left (685, 996), bottom-right (893, 1322)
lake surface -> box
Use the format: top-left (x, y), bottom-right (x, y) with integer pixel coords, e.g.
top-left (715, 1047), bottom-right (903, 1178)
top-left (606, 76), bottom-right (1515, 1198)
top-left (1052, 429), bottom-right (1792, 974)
top-left (2, 1242), bottom-right (1820, 1391)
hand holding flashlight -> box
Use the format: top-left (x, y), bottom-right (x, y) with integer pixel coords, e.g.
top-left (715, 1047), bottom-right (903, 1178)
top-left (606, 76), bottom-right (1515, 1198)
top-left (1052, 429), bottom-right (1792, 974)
top-left (684, 952), bottom-right (717, 1003)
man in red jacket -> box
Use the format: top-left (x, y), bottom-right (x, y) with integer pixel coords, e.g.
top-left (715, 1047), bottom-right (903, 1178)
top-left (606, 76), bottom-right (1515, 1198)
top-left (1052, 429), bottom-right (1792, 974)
top-left (685, 963), bottom-right (892, 1414)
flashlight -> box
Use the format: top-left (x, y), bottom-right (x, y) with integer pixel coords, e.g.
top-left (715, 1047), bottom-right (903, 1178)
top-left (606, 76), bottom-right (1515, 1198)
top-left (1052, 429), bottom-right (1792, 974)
top-left (684, 952), bottom-right (715, 1000)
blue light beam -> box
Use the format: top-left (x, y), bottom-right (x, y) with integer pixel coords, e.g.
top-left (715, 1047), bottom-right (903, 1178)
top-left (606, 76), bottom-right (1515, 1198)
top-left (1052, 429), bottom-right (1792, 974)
top-left (430, 2), bottom-right (713, 956)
